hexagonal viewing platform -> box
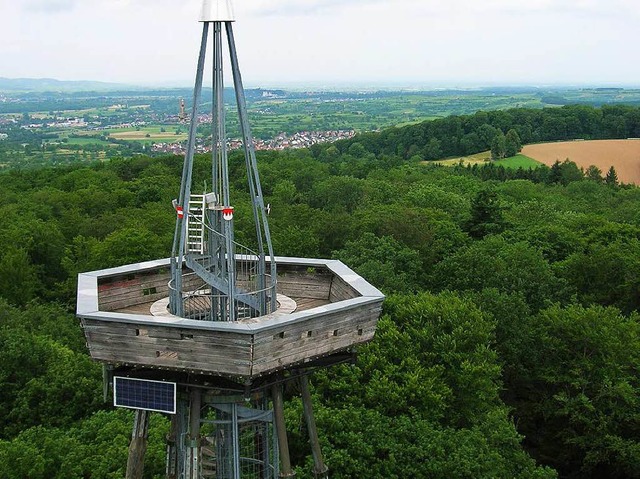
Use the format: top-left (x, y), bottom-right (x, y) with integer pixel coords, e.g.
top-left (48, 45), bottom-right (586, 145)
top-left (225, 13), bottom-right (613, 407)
top-left (77, 257), bottom-right (384, 380)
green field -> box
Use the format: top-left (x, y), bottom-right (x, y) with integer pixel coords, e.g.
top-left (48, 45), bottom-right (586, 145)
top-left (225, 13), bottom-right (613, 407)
top-left (60, 136), bottom-right (114, 146)
top-left (495, 154), bottom-right (542, 169)
top-left (107, 125), bottom-right (187, 142)
top-left (434, 151), bottom-right (542, 169)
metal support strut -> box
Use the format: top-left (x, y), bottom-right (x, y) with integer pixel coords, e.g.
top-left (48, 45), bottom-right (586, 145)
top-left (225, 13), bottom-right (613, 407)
top-left (169, 19), bottom-right (277, 323)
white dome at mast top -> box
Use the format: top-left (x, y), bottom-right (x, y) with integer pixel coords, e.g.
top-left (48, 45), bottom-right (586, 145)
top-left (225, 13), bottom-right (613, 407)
top-left (200, 0), bottom-right (235, 22)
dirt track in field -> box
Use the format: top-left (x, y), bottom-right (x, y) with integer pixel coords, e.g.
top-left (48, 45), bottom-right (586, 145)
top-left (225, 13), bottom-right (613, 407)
top-left (522, 140), bottom-right (640, 184)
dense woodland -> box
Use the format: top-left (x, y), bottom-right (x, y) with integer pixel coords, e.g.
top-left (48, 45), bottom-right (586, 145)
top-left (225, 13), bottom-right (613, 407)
top-left (0, 105), bottom-right (639, 478)
top-left (340, 104), bottom-right (640, 160)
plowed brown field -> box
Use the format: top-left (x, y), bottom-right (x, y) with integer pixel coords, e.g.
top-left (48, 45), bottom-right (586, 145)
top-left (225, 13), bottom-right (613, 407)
top-left (522, 140), bottom-right (640, 184)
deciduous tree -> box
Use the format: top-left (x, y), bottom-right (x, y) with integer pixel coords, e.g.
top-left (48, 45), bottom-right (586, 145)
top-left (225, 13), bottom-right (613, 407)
top-left (491, 132), bottom-right (506, 160)
top-left (505, 129), bottom-right (522, 157)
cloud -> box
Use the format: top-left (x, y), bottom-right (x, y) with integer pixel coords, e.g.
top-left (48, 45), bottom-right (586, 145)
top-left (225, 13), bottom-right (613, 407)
top-left (5, 0), bottom-right (638, 85)
top-left (241, 0), bottom-right (588, 21)
top-left (22, 0), bottom-right (182, 15)
top-left (460, 0), bottom-right (639, 17)
top-left (276, 0), bottom-right (640, 19)
top-left (23, 0), bottom-right (79, 13)
top-left (246, 0), bottom-right (386, 17)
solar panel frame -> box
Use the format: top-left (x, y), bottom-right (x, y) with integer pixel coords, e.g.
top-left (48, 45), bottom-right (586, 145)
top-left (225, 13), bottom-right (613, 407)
top-left (113, 376), bottom-right (177, 414)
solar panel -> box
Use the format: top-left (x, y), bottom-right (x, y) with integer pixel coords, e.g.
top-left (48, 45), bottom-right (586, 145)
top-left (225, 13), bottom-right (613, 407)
top-left (114, 377), bottom-right (176, 414)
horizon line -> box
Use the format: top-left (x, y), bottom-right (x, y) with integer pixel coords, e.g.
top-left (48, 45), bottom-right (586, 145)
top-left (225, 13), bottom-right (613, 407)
top-left (2, 76), bottom-right (640, 92)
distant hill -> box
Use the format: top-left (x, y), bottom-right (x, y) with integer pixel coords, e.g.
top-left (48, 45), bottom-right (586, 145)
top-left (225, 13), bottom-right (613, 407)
top-left (0, 77), bottom-right (134, 92)
top-left (0, 78), bottom-right (288, 99)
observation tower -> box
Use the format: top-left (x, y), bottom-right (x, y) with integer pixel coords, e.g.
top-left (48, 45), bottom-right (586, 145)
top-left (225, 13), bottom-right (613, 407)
top-left (77, 1), bottom-right (384, 478)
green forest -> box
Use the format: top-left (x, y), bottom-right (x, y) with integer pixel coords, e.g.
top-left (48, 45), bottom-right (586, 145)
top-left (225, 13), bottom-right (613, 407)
top-left (0, 105), bottom-right (639, 478)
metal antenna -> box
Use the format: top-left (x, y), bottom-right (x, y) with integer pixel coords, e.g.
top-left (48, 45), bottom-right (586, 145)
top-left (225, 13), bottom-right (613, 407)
top-left (169, 0), bottom-right (276, 322)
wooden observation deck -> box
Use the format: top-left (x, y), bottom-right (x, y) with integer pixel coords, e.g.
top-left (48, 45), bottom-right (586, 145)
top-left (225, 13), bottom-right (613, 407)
top-left (77, 257), bottom-right (384, 381)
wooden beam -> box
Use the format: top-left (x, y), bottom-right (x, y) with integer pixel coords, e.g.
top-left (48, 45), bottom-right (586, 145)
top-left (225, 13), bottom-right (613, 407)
top-left (126, 410), bottom-right (149, 479)
top-left (300, 375), bottom-right (328, 479)
top-left (272, 382), bottom-right (295, 477)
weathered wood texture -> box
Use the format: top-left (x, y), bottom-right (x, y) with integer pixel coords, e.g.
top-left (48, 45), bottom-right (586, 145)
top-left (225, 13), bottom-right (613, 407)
top-left (328, 275), bottom-right (359, 303)
top-left (82, 319), bottom-right (253, 376)
top-left (98, 268), bottom-right (202, 312)
top-left (100, 264), bottom-right (353, 313)
top-left (84, 261), bottom-right (381, 379)
top-left (295, 298), bottom-right (331, 312)
top-left (251, 301), bottom-right (382, 376)
top-left (276, 266), bottom-right (333, 300)
top-left (82, 299), bottom-right (381, 378)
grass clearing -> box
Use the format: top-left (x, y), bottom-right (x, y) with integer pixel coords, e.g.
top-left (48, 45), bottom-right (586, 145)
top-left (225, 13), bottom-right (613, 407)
top-left (432, 151), bottom-right (542, 169)
top-left (433, 151), bottom-right (491, 167)
top-left (495, 154), bottom-right (542, 169)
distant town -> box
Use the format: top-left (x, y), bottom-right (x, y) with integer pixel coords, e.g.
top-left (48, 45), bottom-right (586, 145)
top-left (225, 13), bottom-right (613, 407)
top-left (151, 129), bottom-right (356, 155)
top-left (3, 81), bottom-right (640, 169)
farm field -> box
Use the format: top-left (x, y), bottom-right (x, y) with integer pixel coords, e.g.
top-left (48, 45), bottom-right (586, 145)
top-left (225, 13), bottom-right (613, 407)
top-left (434, 152), bottom-right (541, 169)
top-left (63, 136), bottom-right (114, 146)
top-left (107, 126), bottom-right (188, 142)
top-left (522, 139), bottom-right (640, 184)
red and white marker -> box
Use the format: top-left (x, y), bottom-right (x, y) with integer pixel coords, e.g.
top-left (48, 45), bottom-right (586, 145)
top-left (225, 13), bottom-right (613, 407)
top-left (222, 207), bottom-right (234, 221)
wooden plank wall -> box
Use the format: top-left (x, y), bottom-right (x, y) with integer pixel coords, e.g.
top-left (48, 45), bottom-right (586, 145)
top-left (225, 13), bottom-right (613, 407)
top-left (251, 301), bottom-right (382, 376)
top-left (89, 262), bottom-right (378, 379)
top-left (98, 263), bottom-right (348, 312)
top-left (328, 275), bottom-right (359, 302)
top-left (83, 299), bottom-right (382, 379)
top-left (82, 318), bottom-right (252, 377)
top-left (276, 265), bottom-right (333, 300)
top-left (98, 268), bottom-right (202, 312)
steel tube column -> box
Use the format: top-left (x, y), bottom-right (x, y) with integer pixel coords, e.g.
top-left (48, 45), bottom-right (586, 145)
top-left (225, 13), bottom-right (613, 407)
top-left (226, 22), bottom-right (277, 314)
top-left (170, 22), bottom-right (209, 317)
top-left (231, 404), bottom-right (241, 479)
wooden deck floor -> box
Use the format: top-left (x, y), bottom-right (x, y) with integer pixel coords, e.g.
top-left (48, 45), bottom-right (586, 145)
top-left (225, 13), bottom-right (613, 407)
top-left (293, 297), bottom-right (330, 311)
top-left (115, 295), bottom-right (330, 316)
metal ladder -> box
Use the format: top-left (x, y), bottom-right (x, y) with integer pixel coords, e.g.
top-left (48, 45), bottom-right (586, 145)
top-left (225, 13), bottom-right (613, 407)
top-left (186, 194), bottom-right (206, 254)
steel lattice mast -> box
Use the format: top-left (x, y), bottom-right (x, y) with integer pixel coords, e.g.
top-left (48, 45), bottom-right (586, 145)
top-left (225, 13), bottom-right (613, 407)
top-left (77, 2), bottom-right (383, 478)
top-left (169, 0), bottom-right (276, 323)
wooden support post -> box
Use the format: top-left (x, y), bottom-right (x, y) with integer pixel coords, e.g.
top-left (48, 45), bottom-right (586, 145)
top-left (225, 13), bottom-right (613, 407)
top-left (300, 375), bottom-right (329, 479)
top-left (272, 383), bottom-right (296, 478)
top-left (126, 409), bottom-right (149, 479)
top-left (166, 414), bottom-right (179, 479)
top-left (190, 388), bottom-right (202, 440)
top-left (185, 389), bottom-right (202, 479)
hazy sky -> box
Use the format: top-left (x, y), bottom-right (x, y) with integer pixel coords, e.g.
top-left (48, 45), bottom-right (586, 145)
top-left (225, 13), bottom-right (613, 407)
top-left (1, 0), bottom-right (639, 88)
